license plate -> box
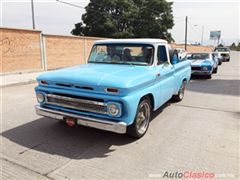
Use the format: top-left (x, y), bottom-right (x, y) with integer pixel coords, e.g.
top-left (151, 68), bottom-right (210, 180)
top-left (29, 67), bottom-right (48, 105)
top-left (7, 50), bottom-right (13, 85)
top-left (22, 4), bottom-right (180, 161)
top-left (64, 117), bottom-right (77, 126)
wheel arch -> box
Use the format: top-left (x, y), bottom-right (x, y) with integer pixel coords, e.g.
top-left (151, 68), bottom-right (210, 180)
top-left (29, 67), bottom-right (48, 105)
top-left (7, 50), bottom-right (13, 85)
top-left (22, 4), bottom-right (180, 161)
top-left (139, 93), bottom-right (154, 111)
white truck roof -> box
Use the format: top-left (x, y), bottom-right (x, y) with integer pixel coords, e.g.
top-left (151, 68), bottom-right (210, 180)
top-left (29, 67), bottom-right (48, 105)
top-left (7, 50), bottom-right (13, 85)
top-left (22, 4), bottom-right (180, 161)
top-left (94, 38), bottom-right (168, 45)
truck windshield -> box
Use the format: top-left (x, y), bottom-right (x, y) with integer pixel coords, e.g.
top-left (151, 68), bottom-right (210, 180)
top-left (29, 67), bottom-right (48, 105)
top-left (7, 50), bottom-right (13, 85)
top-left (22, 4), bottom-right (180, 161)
top-left (88, 44), bottom-right (154, 66)
top-left (187, 53), bottom-right (210, 60)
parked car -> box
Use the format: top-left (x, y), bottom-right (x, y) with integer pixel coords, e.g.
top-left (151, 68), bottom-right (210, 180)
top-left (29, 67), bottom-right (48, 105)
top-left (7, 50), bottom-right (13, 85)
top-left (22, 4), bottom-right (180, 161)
top-left (212, 52), bottom-right (223, 65)
top-left (35, 39), bottom-right (191, 138)
top-left (187, 52), bottom-right (218, 79)
top-left (176, 48), bottom-right (187, 60)
top-left (214, 47), bottom-right (230, 62)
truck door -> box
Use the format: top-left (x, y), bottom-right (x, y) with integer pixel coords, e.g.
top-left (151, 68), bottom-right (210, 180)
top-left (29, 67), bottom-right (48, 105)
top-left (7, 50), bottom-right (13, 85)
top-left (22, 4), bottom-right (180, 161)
top-left (155, 45), bottom-right (175, 107)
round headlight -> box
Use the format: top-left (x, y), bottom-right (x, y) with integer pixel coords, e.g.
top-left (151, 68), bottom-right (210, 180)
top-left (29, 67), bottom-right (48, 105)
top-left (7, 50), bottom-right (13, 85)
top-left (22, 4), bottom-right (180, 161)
top-left (36, 93), bottom-right (45, 103)
top-left (107, 103), bottom-right (120, 116)
top-left (202, 66), bottom-right (208, 71)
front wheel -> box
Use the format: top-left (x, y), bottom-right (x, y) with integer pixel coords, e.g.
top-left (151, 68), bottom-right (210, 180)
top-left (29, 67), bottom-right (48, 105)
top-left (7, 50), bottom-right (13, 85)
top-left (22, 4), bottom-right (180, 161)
top-left (213, 67), bottom-right (218, 73)
top-left (172, 81), bottom-right (186, 102)
top-left (127, 98), bottom-right (151, 138)
top-left (206, 74), bottom-right (212, 79)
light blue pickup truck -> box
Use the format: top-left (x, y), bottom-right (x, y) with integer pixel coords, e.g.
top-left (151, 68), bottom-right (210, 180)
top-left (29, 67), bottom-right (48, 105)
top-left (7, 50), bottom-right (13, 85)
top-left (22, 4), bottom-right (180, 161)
top-left (35, 39), bottom-right (191, 138)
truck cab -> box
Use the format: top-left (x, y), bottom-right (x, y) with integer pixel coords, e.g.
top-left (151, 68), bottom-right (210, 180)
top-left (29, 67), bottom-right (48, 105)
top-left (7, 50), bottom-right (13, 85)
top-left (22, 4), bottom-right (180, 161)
top-left (35, 39), bottom-right (191, 138)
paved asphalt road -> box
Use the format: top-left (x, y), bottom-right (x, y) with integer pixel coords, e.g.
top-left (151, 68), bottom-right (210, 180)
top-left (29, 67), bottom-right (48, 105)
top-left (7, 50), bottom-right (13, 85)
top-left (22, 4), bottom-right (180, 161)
top-left (1, 51), bottom-right (240, 180)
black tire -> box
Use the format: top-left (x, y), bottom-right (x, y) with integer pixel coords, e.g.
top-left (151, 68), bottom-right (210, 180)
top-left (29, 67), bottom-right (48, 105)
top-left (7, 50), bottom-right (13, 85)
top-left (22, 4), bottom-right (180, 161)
top-left (127, 98), bottom-right (152, 138)
top-left (213, 67), bottom-right (218, 73)
top-left (218, 62), bottom-right (222, 65)
top-left (172, 81), bottom-right (186, 102)
top-left (206, 74), bottom-right (212, 79)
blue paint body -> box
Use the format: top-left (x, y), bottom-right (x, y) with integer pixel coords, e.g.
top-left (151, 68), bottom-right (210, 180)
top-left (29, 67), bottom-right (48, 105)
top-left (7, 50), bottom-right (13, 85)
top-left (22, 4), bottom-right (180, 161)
top-left (188, 52), bottom-right (217, 75)
top-left (35, 40), bottom-right (191, 126)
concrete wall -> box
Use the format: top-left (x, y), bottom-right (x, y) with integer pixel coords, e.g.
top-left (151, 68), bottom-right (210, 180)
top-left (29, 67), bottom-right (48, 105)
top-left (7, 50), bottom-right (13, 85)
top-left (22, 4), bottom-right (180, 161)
top-left (1, 27), bottom-right (214, 74)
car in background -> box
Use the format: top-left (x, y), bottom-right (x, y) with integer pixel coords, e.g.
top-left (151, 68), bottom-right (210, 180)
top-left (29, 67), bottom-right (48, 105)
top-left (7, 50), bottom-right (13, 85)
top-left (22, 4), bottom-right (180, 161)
top-left (212, 52), bottom-right (223, 65)
top-left (187, 52), bottom-right (218, 79)
top-left (176, 48), bottom-right (187, 60)
top-left (213, 47), bottom-right (230, 62)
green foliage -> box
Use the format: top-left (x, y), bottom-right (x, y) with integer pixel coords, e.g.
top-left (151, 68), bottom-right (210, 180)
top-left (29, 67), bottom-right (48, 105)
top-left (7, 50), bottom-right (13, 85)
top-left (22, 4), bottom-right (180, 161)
top-left (230, 42), bottom-right (240, 51)
top-left (71, 0), bottom-right (174, 42)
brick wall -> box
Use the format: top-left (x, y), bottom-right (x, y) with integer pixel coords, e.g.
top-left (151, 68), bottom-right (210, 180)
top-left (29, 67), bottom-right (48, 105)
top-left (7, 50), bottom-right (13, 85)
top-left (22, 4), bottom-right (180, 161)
top-left (0, 28), bottom-right (42, 73)
top-left (44, 35), bottom-right (104, 70)
top-left (0, 27), bottom-right (214, 74)
top-left (171, 43), bottom-right (213, 52)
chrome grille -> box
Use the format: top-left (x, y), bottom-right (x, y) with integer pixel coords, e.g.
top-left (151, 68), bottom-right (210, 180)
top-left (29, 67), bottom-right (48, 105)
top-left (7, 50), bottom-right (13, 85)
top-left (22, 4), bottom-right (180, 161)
top-left (46, 94), bottom-right (108, 114)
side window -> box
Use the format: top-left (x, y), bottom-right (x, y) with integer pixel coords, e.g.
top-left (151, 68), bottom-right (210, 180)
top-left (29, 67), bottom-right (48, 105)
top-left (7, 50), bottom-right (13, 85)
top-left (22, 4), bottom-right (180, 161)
top-left (157, 45), bottom-right (168, 65)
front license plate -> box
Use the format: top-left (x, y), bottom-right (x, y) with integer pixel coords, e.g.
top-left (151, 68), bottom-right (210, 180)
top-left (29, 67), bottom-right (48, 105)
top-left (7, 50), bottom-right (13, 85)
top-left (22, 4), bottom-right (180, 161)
top-left (64, 117), bottom-right (77, 126)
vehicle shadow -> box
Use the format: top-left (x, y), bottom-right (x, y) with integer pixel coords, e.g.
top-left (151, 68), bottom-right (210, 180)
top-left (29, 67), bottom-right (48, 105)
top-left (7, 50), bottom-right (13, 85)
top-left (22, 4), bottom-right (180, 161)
top-left (188, 77), bottom-right (240, 96)
top-left (1, 117), bottom-right (134, 159)
top-left (1, 103), bottom-right (168, 160)
top-left (191, 75), bottom-right (210, 80)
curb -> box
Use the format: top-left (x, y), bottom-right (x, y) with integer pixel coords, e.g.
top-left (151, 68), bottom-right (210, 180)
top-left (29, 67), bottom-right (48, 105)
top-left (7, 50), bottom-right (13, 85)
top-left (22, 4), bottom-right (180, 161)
top-left (1, 80), bottom-right (37, 88)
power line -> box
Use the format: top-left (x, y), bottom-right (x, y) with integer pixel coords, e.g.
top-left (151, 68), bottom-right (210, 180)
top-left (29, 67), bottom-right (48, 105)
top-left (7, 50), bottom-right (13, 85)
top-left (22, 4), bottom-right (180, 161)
top-left (56, 0), bottom-right (85, 9)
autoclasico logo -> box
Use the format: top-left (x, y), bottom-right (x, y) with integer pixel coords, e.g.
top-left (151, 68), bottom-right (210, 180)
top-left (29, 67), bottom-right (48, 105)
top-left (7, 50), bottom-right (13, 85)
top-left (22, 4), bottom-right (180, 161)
top-left (150, 171), bottom-right (215, 178)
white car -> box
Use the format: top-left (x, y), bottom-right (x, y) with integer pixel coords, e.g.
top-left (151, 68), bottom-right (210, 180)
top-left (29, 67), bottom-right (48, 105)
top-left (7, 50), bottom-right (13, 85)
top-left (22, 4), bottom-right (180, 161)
top-left (176, 48), bottom-right (187, 60)
top-left (213, 47), bottom-right (230, 62)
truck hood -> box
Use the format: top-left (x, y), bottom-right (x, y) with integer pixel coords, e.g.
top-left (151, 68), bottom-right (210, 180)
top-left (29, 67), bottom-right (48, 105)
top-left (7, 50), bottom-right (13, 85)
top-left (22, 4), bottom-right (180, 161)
top-left (37, 64), bottom-right (156, 93)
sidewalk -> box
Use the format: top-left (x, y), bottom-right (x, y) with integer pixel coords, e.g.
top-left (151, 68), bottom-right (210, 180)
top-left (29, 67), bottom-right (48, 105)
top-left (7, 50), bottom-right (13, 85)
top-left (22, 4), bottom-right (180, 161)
top-left (1, 72), bottom-right (43, 87)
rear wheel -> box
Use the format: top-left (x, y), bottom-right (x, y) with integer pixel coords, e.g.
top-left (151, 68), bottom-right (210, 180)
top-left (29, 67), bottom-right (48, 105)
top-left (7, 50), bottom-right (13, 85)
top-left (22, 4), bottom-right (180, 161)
top-left (127, 98), bottom-right (151, 138)
top-left (172, 81), bottom-right (186, 102)
top-left (213, 67), bottom-right (218, 73)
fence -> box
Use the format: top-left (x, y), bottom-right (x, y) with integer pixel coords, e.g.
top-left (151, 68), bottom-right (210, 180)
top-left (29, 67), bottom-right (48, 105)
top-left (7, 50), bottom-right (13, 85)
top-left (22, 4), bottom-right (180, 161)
top-left (0, 27), bottom-right (213, 74)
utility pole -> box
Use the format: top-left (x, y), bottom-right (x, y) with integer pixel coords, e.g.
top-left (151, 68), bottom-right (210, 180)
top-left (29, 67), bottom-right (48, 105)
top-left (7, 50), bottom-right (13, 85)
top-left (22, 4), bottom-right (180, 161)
top-left (31, 0), bottom-right (36, 29)
top-left (185, 16), bottom-right (188, 51)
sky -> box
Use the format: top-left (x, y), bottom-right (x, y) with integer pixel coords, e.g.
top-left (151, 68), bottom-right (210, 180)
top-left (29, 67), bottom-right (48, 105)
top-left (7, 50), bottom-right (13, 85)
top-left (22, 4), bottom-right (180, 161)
top-left (1, 0), bottom-right (240, 46)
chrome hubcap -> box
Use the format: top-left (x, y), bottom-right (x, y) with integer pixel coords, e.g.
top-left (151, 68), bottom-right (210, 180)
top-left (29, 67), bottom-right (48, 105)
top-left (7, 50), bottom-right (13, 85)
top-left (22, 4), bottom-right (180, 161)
top-left (136, 102), bottom-right (150, 134)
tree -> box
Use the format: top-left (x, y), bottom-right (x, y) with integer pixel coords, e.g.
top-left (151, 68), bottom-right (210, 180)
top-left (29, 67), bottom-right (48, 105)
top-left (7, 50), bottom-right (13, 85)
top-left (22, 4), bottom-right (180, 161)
top-left (230, 42), bottom-right (236, 49)
top-left (71, 0), bottom-right (174, 42)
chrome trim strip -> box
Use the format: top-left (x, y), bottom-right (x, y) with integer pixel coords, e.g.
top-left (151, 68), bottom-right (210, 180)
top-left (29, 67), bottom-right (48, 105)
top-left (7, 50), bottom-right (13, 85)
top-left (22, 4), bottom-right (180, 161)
top-left (47, 94), bottom-right (106, 106)
top-left (45, 94), bottom-right (108, 115)
top-left (35, 105), bottom-right (127, 134)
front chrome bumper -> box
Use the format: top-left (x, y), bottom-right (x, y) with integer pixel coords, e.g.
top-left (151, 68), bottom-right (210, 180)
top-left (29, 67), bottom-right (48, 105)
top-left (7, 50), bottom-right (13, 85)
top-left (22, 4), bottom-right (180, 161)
top-left (35, 105), bottom-right (127, 134)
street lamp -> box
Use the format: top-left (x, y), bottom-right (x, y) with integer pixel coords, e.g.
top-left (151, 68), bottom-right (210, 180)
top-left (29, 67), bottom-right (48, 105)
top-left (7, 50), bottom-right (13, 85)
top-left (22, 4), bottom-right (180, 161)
top-left (194, 24), bottom-right (204, 45)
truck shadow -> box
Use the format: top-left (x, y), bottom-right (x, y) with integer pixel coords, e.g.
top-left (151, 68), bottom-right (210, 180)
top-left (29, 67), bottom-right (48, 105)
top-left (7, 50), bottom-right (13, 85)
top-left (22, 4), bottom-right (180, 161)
top-left (191, 75), bottom-right (211, 80)
top-left (188, 78), bottom-right (240, 96)
top-left (1, 103), bottom-right (168, 160)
